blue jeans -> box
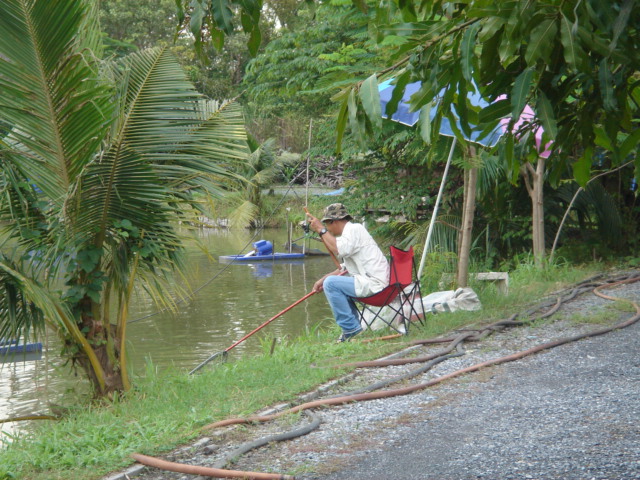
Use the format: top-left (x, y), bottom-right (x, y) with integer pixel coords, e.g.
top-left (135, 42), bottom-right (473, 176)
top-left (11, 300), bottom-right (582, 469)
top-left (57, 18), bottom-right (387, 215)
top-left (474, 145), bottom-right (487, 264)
top-left (323, 275), bottom-right (361, 334)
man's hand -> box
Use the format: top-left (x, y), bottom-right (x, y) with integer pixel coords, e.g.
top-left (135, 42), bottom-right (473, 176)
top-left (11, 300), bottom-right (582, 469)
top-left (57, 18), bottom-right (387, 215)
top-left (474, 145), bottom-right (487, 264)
top-left (312, 277), bottom-right (325, 293)
top-left (304, 210), bottom-right (323, 235)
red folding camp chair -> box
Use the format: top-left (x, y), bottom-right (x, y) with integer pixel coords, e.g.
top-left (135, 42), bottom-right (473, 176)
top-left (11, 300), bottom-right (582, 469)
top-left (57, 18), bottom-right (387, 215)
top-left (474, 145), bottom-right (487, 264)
top-left (355, 246), bottom-right (425, 334)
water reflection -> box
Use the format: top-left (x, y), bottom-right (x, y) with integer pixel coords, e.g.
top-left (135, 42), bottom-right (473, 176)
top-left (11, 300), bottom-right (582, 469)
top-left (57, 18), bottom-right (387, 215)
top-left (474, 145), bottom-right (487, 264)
top-left (0, 228), bottom-right (336, 443)
top-left (252, 263), bottom-right (274, 278)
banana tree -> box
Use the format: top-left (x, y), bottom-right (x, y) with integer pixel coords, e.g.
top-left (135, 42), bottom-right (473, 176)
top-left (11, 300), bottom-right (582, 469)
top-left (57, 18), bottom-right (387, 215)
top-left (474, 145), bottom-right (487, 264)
top-left (0, 0), bottom-right (248, 396)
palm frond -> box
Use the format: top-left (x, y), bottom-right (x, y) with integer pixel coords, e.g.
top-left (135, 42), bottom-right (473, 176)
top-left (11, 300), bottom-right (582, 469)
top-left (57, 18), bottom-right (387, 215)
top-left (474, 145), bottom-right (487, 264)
top-left (0, 0), bottom-right (112, 203)
top-left (0, 253), bottom-right (44, 343)
top-left (476, 153), bottom-right (508, 198)
top-left (0, 252), bottom-right (83, 343)
top-left (554, 181), bottom-right (622, 244)
top-left (75, 47), bottom-right (249, 260)
top-left (224, 195), bottom-right (259, 228)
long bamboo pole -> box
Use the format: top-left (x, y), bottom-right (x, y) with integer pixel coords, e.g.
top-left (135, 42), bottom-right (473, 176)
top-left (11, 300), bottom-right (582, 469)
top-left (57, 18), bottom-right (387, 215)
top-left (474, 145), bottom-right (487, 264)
top-left (188, 290), bottom-right (316, 374)
top-left (303, 119), bottom-right (313, 255)
top-left (189, 270), bottom-right (347, 375)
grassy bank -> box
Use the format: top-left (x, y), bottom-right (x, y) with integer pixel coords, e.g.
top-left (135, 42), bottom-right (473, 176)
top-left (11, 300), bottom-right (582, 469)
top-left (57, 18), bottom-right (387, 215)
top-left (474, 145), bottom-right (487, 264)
top-left (0, 262), bottom-right (605, 480)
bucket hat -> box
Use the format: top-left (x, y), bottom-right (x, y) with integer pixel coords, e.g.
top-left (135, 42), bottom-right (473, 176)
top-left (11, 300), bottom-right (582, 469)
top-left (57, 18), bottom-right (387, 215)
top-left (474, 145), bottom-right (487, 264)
top-left (321, 203), bottom-right (352, 222)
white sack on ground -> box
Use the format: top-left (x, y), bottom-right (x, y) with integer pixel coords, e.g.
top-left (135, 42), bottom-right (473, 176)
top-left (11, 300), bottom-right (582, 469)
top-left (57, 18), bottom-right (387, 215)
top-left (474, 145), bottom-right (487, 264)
top-left (422, 287), bottom-right (482, 313)
top-left (359, 287), bottom-right (481, 333)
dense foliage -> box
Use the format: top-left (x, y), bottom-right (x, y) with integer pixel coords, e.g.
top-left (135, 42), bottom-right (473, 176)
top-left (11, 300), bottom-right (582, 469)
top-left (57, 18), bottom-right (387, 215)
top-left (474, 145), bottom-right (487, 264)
top-left (19, 0), bottom-right (640, 269)
top-left (332, 1), bottom-right (639, 263)
top-left (0, 0), bottom-right (248, 395)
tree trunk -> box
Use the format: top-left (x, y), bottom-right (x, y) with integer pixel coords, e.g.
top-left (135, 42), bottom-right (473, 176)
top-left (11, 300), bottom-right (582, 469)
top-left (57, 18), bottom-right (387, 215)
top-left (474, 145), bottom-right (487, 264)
top-left (75, 333), bottom-right (124, 397)
top-left (457, 166), bottom-right (477, 287)
top-left (74, 296), bottom-right (124, 397)
top-left (521, 158), bottom-right (546, 266)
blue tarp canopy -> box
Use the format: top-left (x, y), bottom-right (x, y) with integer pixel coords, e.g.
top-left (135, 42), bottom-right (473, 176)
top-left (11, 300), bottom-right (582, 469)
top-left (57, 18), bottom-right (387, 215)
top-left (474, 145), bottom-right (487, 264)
top-left (378, 79), bottom-right (506, 147)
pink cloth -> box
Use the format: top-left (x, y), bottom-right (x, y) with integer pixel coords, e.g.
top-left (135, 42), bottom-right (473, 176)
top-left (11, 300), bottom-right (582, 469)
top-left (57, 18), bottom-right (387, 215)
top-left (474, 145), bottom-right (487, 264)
top-left (497, 95), bottom-right (552, 158)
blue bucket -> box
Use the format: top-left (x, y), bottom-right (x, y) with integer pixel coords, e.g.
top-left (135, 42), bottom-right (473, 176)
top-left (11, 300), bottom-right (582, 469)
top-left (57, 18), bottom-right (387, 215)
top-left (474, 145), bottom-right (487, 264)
top-left (253, 240), bottom-right (273, 256)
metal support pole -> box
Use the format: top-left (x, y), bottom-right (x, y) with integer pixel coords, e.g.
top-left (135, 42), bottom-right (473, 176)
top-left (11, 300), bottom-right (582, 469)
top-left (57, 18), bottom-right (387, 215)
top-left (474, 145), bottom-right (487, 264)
top-left (417, 137), bottom-right (456, 280)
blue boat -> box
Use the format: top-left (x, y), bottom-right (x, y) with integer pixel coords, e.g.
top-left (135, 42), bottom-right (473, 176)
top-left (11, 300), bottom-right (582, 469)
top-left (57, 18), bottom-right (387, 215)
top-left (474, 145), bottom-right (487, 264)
top-left (0, 342), bottom-right (43, 362)
top-left (0, 342), bottom-right (43, 355)
top-left (219, 252), bottom-right (305, 264)
top-left (219, 239), bottom-right (305, 264)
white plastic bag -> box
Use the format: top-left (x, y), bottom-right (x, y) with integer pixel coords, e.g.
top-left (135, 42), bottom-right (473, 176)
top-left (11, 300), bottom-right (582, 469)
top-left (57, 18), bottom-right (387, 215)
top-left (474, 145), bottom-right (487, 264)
top-left (421, 287), bottom-right (482, 314)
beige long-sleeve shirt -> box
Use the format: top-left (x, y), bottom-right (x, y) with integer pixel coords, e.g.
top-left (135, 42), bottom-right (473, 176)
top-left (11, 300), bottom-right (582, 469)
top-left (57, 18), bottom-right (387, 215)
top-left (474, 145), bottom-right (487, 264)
top-left (336, 222), bottom-right (389, 297)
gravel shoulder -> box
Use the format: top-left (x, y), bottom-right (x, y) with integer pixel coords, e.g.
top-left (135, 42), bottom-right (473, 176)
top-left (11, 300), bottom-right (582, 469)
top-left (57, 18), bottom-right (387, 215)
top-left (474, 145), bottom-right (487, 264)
top-left (108, 271), bottom-right (640, 480)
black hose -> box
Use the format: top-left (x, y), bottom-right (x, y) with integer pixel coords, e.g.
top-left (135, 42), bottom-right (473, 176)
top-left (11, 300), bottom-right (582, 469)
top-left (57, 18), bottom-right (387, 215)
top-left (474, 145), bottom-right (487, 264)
top-left (213, 411), bottom-right (321, 469)
top-left (329, 347), bottom-right (465, 398)
top-left (208, 349), bottom-right (465, 466)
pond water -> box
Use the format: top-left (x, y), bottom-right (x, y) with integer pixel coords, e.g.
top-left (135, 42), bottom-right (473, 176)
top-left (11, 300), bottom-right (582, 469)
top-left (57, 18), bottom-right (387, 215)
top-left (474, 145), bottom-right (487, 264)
top-left (0, 228), bottom-right (337, 443)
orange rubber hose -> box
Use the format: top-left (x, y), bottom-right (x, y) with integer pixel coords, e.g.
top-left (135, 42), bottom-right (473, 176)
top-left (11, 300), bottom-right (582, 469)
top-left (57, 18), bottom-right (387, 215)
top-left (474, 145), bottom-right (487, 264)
top-left (131, 453), bottom-right (295, 479)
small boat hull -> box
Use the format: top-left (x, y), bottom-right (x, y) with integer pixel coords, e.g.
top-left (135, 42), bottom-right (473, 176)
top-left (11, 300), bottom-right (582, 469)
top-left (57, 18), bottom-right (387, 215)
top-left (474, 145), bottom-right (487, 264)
top-left (0, 342), bottom-right (43, 362)
top-left (219, 253), bottom-right (306, 264)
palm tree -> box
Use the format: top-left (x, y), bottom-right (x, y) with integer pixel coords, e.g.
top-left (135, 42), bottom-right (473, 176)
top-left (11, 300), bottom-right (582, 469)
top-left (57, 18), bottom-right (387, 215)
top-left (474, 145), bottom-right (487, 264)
top-left (223, 137), bottom-right (297, 228)
top-left (0, 0), bottom-right (248, 396)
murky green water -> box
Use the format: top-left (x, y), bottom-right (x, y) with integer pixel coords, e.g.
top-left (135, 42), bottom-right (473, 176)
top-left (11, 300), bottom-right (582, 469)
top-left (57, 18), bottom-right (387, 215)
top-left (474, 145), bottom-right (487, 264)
top-left (0, 228), bottom-right (336, 441)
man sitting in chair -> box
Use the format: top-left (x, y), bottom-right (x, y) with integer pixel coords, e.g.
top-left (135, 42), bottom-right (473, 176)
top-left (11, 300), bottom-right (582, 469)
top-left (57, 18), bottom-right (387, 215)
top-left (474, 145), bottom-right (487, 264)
top-left (306, 203), bottom-right (389, 342)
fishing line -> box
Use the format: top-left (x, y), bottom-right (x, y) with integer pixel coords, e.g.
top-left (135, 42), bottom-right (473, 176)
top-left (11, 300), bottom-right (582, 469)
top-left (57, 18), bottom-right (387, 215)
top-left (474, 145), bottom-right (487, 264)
top-left (129, 159), bottom-right (315, 324)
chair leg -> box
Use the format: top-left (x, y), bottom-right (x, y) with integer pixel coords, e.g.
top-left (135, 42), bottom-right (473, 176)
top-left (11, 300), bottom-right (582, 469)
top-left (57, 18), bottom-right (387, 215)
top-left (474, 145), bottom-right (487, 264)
top-left (412, 282), bottom-right (426, 325)
top-left (400, 283), bottom-right (426, 327)
top-left (357, 302), bottom-right (408, 335)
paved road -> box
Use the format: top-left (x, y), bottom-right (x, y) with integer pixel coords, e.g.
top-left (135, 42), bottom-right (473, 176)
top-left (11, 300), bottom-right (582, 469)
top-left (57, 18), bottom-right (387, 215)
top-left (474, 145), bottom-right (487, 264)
top-left (321, 320), bottom-right (640, 480)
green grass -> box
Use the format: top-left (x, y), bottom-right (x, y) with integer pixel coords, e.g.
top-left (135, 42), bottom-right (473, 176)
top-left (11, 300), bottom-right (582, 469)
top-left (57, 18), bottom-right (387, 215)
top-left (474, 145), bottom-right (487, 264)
top-left (0, 262), bottom-right (618, 480)
top-left (564, 301), bottom-right (635, 326)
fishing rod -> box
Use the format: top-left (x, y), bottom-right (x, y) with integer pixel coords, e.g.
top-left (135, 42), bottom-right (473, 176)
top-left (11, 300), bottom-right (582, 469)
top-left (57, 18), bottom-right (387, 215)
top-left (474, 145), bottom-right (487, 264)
top-left (303, 207), bottom-right (342, 270)
top-left (189, 268), bottom-right (347, 374)
top-left (189, 289), bottom-right (318, 374)
top-left (189, 208), bottom-right (345, 375)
